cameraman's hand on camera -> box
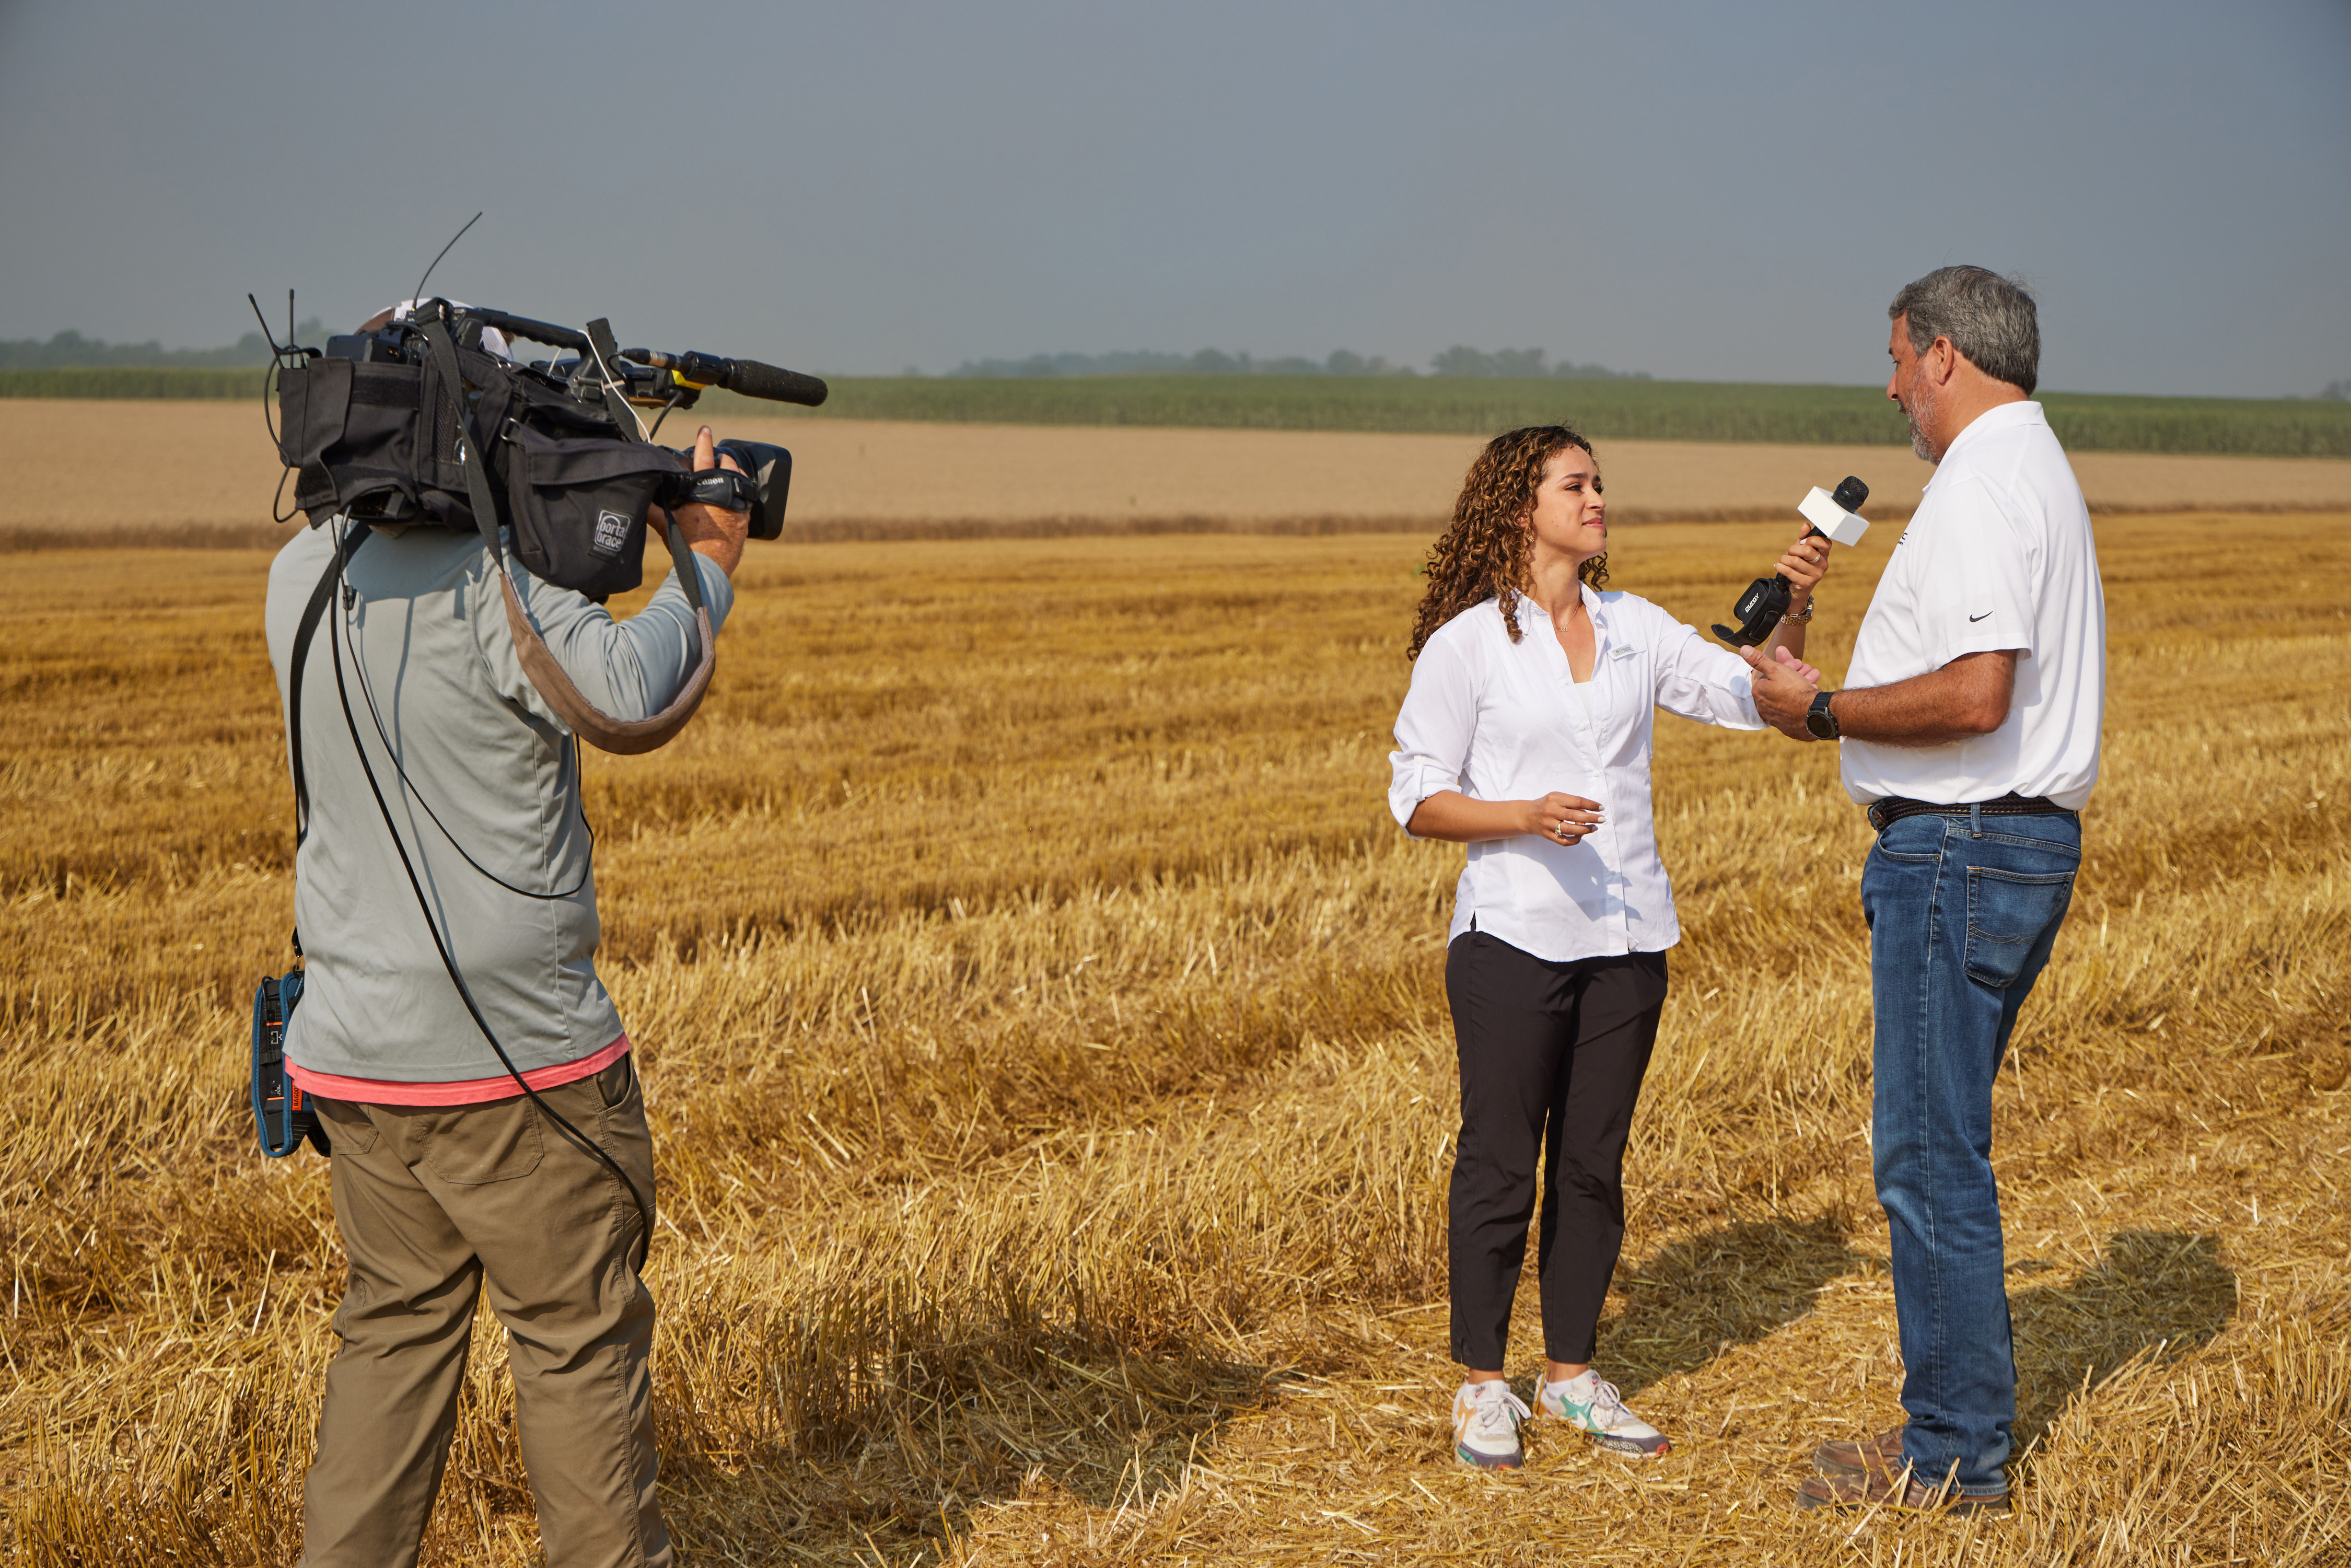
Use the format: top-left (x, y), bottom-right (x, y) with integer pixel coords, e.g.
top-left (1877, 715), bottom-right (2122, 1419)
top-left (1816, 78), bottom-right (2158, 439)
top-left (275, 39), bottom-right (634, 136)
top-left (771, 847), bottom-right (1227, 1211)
top-left (665, 426), bottom-right (749, 578)
top-left (1740, 644), bottom-right (1821, 741)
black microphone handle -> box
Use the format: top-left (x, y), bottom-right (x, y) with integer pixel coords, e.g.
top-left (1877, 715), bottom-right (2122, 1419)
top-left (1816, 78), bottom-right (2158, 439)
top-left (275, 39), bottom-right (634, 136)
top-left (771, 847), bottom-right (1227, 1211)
top-left (721, 358), bottom-right (829, 407)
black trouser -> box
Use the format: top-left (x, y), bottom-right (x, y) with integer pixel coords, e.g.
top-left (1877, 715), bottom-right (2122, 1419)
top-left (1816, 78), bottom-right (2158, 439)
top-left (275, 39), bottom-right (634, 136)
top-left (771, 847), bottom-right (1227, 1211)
top-left (1446, 932), bottom-right (1669, 1370)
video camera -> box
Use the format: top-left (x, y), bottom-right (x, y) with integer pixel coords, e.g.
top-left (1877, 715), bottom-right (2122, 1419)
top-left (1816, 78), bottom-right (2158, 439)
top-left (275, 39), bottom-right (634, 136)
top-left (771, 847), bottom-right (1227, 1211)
top-left (264, 294), bottom-right (827, 756)
top-left (272, 297), bottom-right (826, 596)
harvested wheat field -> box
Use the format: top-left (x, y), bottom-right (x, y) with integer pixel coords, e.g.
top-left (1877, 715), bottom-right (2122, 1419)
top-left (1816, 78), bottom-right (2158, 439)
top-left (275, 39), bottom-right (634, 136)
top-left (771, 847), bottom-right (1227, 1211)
top-left (4, 512), bottom-right (2349, 1565)
top-left (8, 399), bottom-right (2351, 544)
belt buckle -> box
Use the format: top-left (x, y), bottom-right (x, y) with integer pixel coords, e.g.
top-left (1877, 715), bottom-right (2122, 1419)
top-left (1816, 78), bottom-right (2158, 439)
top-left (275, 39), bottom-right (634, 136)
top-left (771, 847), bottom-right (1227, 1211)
top-left (1867, 802), bottom-right (1890, 832)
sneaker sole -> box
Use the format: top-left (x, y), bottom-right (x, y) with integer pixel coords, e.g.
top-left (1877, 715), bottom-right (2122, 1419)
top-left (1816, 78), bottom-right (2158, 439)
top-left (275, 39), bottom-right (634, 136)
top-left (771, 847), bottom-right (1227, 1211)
top-left (1456, 1444), bottom-right (1522, 1469)
top-left (1533, 1395), bottom-right (1670, 1458)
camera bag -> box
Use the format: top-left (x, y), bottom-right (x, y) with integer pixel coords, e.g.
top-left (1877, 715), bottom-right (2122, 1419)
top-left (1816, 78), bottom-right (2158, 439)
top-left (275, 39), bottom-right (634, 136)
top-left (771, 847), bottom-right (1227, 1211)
top-left (275, 330), bottom-right (686, 600)
top-left (276, 340), bottom-right (502, 530)
top-left (498, 394), bottom-right (684, 602)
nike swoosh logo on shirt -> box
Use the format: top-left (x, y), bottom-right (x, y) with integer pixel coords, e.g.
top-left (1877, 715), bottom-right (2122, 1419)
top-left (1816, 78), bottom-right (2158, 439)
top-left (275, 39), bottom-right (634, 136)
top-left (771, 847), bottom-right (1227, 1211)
top-left (1968, 611), bottom-right (1993, 622)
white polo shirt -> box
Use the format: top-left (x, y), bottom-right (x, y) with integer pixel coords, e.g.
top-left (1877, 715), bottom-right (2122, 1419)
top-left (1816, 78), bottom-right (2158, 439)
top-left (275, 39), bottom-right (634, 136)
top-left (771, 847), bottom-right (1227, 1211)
top-left (1841, 400), bottom-right (2106, 810)
top-left (1389, 586), bottom-right (1764, 962)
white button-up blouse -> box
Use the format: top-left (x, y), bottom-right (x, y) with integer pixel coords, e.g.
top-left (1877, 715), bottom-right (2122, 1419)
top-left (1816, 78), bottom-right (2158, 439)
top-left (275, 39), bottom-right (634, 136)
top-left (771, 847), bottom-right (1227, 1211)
top-left (1387, 585), bottom-right (1766, 962)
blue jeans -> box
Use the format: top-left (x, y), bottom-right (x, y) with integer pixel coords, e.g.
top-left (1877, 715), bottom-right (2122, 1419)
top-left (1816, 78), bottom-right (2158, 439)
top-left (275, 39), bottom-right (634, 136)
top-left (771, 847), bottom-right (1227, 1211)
top-left (1863, 807), bottom-right (2080, 1499)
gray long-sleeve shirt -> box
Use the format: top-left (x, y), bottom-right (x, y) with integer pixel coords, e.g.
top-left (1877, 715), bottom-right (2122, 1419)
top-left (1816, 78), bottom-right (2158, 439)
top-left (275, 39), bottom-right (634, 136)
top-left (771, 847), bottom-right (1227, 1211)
top-left (264, 520), bottom-right (733, 1084)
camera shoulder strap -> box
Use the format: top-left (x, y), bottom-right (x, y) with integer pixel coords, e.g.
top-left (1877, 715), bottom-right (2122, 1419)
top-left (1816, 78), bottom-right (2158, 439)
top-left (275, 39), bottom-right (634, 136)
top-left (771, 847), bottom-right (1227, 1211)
top-left (415, 316), bottom-right (716, 755)
top-left (288, 520), bottom-right (371, 850)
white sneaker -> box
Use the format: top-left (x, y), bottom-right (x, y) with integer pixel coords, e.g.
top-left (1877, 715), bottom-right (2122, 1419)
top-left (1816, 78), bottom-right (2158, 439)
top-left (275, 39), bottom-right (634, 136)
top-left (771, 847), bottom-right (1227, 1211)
top-left (1534, 1370), bottom-right (1670, 1457)
top-left (1450, 1379), bottom-right (1531, 1469)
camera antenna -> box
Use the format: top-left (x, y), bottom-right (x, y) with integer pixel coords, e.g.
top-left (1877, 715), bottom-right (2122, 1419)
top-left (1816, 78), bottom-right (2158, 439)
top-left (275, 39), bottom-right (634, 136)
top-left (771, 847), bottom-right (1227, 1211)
top-left (248, 292), bottom-right (308, 523)
top-left (248, 292), bottom-right (290, 358)
top-left (411, 211), bottom-right (483, 307)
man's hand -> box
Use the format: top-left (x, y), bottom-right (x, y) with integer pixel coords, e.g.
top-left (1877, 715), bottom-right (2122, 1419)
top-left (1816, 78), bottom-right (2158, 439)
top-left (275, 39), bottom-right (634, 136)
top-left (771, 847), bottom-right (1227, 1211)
top-left (664, 425), bottom-right (749, 579)
top-left (1740, 643), bottom-right (1822, 741)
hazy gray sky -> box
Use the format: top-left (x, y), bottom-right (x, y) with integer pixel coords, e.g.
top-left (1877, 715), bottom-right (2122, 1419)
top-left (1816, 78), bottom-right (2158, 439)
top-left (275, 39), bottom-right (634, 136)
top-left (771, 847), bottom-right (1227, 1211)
top-left (3, 1), bottom-right (2346, 395)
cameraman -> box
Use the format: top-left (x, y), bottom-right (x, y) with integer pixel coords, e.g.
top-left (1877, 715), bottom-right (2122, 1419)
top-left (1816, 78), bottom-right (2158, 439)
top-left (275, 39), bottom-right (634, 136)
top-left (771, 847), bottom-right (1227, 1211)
top-left (264, 418), bottom-right (749, 1568)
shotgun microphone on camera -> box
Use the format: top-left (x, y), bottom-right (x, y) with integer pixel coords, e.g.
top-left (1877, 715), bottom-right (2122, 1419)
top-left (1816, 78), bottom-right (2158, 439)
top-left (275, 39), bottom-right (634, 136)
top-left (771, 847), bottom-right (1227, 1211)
top-left (1712, 475), bottom-right (1871, 647)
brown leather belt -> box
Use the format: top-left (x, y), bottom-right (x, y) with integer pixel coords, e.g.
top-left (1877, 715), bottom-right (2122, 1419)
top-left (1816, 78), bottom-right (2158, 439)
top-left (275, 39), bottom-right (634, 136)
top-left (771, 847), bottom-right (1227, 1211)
top-left (1867, 791), bottom-right (2077, 832)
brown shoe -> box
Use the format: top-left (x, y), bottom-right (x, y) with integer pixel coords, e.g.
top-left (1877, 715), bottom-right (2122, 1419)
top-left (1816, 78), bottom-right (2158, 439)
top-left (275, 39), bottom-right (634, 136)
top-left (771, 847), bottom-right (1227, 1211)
top-left (1796, 1465), bottom-right (2011, 1515)
top-left (1814, 1425), bottom-right (1907, 1479)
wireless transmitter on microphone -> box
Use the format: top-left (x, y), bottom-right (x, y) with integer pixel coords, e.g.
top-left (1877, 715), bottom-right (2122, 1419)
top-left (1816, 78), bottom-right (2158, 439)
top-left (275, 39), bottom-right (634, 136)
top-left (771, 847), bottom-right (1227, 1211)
top-left (1712, 475), bottom-right (1871, 646)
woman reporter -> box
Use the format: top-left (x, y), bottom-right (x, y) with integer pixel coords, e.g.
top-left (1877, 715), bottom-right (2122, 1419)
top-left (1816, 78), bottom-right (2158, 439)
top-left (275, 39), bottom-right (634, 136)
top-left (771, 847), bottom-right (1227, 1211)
top-left (1391, 425), bottom-right (1826, 1469)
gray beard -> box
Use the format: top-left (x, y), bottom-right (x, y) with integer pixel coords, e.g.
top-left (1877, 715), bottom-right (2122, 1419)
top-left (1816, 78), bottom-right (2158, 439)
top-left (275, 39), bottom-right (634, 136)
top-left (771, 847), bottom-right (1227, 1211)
top-left (1903, 381), bottom-right (1943, 463)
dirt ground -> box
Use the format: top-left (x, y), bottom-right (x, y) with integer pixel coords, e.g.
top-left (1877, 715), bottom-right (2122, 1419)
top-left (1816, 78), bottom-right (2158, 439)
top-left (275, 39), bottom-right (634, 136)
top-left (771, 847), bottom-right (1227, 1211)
top-left (7, 399), bottom-right (2351, 542)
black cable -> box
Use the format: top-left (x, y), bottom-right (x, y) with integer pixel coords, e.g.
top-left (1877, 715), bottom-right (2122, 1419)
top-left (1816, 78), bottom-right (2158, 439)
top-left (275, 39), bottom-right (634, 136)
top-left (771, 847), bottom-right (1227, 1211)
top-left (645, 388), bottom-right (685, 443)
top-left (264, 357), bottom-right (299, 526)
top-left (249, 292), bottom-right (302, 525)
top-left (345, 609), bottom-right (590, 900)
top-left (324, 516), bottom-right (651, 1271)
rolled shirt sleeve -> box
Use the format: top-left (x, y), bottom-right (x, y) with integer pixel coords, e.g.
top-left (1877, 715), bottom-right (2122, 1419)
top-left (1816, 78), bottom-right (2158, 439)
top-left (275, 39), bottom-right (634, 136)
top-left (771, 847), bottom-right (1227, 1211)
top-left (1388, 633), bottom-right (1477, 835)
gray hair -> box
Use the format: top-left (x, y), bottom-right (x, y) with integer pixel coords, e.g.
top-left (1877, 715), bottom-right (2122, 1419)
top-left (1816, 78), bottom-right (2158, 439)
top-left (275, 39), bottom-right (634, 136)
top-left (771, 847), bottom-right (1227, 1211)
top-left (1888, 266), bottom-right (2040, 396)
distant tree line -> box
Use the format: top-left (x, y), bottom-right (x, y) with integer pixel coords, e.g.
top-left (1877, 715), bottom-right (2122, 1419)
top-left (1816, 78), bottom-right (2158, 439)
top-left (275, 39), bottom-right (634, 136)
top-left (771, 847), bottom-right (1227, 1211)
top-left (0, 321), bottom-right (325, 371)
top-left (8, 326), bottom-right (2342, 401)
top-left (950, 349), bottom-right (1409, 378)
top-left (1427, 346), bottom-right (1650, 380)
top-left (947, 345), bottom-right (1649, 380)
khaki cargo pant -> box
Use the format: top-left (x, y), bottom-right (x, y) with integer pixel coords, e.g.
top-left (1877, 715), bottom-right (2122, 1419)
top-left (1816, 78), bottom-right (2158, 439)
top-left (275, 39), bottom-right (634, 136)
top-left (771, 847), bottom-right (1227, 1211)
top-left (300, 1055), bottom-right (669, 1568)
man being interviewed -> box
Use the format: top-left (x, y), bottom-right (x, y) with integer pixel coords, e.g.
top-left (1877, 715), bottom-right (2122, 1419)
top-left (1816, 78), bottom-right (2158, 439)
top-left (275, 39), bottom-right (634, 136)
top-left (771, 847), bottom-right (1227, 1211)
top-left (1743, 266), bottom-right (2107, 1514)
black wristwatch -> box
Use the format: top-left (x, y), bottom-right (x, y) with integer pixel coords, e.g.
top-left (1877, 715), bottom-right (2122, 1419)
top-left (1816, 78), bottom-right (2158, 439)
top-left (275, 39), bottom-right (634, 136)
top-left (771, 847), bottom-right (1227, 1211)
top-left (1805, 690), bottom-right (1841, 740)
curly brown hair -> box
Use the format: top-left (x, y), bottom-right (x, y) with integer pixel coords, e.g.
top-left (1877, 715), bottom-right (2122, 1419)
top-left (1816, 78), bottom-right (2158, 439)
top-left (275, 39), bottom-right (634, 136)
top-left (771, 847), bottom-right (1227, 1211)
top-left (1407, 425), bottom-right (1609, 659)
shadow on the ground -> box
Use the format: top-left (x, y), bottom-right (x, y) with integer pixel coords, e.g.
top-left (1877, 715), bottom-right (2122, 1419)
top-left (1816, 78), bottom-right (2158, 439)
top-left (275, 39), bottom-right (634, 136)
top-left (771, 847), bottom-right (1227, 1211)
top-left (1594, 1212), bottom-right (1871, 1398)
top-left (2011, 1228), bottom-right (2236, 1454)
top-left (656, 1328), bottom-right (1274, 1566)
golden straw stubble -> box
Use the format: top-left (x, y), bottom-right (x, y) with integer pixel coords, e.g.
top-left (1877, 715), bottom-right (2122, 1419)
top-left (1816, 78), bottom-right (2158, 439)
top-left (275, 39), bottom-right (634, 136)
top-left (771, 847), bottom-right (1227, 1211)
top-left (0, 512), bottom-right (2345, 1565)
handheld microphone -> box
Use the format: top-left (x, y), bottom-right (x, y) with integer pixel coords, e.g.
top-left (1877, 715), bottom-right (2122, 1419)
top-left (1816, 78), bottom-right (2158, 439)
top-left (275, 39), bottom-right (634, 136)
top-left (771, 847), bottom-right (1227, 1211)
top-left (1712, 475), bottom-right (1870, 646)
